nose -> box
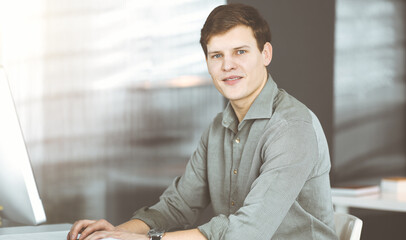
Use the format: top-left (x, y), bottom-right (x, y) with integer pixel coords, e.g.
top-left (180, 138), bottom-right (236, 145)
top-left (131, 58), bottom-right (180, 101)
top-left (222, 56), bottom-right (236, 71)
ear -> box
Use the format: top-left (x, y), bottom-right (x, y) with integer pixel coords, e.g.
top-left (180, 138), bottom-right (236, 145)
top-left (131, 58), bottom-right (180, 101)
top-left (262, 42), bottom-right (273, 66)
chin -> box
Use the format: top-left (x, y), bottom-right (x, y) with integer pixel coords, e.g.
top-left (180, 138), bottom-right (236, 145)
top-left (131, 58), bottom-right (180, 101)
top-left (224, 94), bottom-right (244, 102)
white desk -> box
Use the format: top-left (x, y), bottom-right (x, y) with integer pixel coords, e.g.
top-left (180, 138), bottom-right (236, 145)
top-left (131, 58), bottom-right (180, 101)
top-left (0, 224), bottom-right (71, 239)
top-left (332, 193), bottom-right (406, 214)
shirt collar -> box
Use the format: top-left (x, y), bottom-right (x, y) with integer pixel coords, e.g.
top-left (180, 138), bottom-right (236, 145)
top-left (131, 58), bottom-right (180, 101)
top-left (221, 75), bottom-right (278, 131)
top-left (222, 102), bottom-right (238, 132)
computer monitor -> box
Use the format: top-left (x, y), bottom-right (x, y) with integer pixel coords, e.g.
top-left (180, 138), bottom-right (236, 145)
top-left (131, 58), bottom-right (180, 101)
top-left (0, 66), bottom-right (46, 226)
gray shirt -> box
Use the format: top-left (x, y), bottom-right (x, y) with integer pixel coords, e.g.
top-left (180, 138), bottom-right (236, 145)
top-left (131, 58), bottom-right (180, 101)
top-left (133, 76), bottom-right (338, 239)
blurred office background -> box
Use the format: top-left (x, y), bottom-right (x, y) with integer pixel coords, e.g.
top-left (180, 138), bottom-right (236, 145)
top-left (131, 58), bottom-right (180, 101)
top-left (0, 0), bottom-right (405, 239)
top-left (0, 0), bottom-right (226, 225)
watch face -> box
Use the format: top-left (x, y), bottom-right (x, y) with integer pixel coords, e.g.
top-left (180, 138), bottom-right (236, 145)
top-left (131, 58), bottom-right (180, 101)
top-left (148, 229), bottom-right (164, 239)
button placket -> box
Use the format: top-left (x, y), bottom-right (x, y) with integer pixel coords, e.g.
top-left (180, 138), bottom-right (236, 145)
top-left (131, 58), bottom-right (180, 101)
top-left (230, 134), bottom-right (242, 212)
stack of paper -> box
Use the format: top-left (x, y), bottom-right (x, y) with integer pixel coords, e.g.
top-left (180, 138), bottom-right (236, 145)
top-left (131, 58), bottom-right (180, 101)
top-left (381, 177), bottom-right (406, 193)
top-left (331, 185), bottom-right (380, 197)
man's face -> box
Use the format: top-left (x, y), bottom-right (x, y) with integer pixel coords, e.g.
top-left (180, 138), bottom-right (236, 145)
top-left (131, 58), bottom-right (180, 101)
top-left (206, 25), bottom-right (272, 107)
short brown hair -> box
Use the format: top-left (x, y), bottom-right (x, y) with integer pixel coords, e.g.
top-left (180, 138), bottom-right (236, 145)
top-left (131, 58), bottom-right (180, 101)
top-left (200, 3), bottom-right (271, 57)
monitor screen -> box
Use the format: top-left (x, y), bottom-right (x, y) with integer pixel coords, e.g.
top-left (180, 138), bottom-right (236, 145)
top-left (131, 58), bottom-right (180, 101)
top-left (0, 66), bottom-right (46, 226)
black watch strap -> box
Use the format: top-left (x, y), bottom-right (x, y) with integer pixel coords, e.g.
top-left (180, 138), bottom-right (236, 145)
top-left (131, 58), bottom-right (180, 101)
top-left (148, 229), bottom-right (165, 240)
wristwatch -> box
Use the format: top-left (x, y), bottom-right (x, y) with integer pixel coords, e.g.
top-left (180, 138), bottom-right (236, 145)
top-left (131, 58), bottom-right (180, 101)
top-left (148, 229), bottom-right (165, 240)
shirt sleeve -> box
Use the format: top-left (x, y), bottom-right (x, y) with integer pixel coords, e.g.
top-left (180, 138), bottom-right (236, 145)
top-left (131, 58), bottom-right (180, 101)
top-left (132, 126), bottom-right (211, 231)
top-left (198, 120), bottom-right (327, 240)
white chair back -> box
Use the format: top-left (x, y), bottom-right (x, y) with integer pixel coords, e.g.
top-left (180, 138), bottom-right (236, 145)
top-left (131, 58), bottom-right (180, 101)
top-left (334, 212), bottom-right (363, 240)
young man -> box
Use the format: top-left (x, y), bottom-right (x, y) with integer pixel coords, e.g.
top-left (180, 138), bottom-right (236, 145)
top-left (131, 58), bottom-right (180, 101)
top-left (68, 4), bottom-right (338, 240)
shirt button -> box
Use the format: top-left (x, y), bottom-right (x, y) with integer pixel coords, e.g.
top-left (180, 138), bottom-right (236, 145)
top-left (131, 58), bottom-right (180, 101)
top-left (235, 137), bottom-right (240, 143)
top-left (231, 201), bottom-right (235, 206)
top-left (233, 169), bottom-right (238, 174)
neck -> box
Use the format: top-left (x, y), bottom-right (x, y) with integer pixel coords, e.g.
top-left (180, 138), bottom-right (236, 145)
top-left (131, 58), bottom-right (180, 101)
top-left (230, 102), bottom-right (250, 123)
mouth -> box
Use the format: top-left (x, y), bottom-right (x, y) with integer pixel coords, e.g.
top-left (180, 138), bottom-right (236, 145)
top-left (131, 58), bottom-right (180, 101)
top-left (222, 75), bottom-right (243, 85)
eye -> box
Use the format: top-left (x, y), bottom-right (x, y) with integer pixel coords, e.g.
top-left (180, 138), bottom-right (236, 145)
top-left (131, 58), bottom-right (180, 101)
top-left (237, 50), bottom-right (246, 55)
top-left (211, 54), bottom-right (222, 59)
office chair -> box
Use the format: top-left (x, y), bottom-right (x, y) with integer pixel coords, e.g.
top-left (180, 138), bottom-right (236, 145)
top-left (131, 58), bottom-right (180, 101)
top-left (334, 212), bottom-right (363, 240)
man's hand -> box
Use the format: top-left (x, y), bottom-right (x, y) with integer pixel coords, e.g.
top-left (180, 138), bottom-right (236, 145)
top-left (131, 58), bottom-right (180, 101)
top-left (75, 230), bottom-right (149, 240)
top-left (68, 218), bottom-right (151, 240)
top-left (67, 219), bottom-right (116, 240)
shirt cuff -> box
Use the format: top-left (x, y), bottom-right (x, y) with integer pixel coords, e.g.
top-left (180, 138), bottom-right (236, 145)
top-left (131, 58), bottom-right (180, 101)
top-left (132, 206), bottom-right (168, 230)
top-left (197, 214), bottom-right (229, 240)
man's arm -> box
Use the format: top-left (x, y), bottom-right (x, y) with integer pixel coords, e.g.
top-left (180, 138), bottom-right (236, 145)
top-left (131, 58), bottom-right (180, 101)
top-left (116, 220), bottom-right (207, 240)
top-left (68, 218), bottom-right (206, 240)
top-left (116, 219), bottom-right (150, 234)
top-left (162, 229), bottom-right (206, 240)
top-left (117, 213), bottom-right (208, 240)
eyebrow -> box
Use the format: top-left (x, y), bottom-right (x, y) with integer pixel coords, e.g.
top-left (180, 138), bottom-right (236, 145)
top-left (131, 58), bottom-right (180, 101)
top-left (208, 45), bottom-right (251, 55)
top-left (234, 45), bottom-right (251, 50)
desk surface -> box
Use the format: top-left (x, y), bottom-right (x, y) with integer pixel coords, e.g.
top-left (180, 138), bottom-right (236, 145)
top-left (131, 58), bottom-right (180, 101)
top-left (333, 192), bottom-right (406, 213)
top-left (0, 223), bottom-right (71, 234)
